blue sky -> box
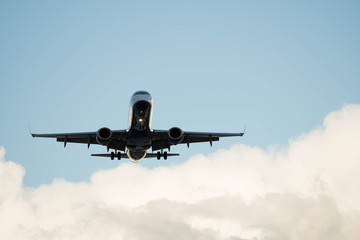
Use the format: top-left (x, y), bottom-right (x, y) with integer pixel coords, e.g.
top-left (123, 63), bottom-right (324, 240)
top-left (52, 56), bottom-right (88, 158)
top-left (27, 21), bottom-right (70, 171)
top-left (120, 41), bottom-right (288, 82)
top-left (1, 1), bottom-right (360, 187)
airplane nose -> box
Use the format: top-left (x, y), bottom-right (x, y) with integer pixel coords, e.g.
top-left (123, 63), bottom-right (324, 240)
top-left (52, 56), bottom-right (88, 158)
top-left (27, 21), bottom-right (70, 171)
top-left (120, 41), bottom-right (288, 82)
top-left (133, 100), bottom-right (151, 130)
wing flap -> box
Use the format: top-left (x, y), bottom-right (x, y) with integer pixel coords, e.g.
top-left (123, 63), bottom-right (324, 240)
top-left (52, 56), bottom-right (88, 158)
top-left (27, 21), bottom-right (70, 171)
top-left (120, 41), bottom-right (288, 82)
top-left (57, 137), bottom-right (98, 144)
top-left (182, 136), bottom-right (220, 144)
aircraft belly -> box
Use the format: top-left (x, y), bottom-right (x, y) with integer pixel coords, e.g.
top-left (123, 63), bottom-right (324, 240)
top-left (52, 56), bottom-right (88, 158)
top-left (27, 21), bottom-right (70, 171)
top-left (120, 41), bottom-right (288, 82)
top-left (126, 134), bottom-right (151, 151)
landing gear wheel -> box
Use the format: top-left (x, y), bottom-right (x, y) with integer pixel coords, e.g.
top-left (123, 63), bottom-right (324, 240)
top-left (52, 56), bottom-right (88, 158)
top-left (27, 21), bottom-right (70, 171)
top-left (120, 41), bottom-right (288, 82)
top-left (163, 151), bottom-right (168, 160)
top-left (157, 151), bottom-right (161, 160)
top-left (117, 152), bottom-right (121, 160)
top-left (111, 152), bottom-right (115, 160)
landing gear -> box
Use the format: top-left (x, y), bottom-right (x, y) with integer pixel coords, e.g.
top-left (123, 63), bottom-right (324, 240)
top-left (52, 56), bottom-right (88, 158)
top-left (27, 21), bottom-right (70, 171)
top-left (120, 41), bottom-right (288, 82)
top-left (156, 150), bottom-right (168, 160)
top-left (110, 151), bottom-right (121, 160)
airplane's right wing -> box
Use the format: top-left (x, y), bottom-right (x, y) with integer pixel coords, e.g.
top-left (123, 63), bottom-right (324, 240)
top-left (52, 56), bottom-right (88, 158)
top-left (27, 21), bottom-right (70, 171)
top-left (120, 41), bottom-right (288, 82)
top-left (31, 129), bottom-right (128, 151)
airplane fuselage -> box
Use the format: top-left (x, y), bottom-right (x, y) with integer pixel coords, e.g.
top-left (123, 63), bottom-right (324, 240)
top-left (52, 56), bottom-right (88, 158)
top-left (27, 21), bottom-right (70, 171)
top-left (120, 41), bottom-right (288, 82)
top-left (125, 91), bottom-right (153, 161)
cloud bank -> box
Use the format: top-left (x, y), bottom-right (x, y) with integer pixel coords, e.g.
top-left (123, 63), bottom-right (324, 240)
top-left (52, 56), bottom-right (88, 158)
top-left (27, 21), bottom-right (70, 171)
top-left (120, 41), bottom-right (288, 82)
top-left (1, 105), bottom-right (360, 240)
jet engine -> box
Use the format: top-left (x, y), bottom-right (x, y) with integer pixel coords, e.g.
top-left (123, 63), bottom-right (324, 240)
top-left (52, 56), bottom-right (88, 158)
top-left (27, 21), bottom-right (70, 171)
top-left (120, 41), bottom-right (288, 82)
top-left (96, 127), bottom-right (113, 145)
top-left (168, 127), bottom-right (184, 145)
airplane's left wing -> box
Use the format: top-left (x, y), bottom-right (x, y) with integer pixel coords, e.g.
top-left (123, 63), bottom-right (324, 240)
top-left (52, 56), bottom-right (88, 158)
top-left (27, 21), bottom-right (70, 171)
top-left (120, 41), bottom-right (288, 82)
top-left (151, 129), bottom-right (244, 151)
top-left (31, 130), bottom-right (128, 150)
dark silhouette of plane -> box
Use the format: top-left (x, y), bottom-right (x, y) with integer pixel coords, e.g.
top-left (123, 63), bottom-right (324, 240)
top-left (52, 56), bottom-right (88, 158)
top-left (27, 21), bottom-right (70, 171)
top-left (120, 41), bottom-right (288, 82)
top-left (32, 91), bottom-right (244, 162)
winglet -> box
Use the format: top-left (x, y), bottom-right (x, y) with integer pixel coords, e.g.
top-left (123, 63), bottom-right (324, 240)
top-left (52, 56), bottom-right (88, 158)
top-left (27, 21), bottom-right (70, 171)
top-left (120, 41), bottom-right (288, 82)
top-left (240, 125), bottom-right (246, 137)
top-left (29, 126), bottom-right (35, 137)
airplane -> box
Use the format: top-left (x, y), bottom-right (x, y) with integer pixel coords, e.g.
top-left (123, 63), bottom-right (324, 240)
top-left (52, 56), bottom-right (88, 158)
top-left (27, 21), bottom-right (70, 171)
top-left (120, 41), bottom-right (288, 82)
top-left (31, 91), bottom-right (244, 162)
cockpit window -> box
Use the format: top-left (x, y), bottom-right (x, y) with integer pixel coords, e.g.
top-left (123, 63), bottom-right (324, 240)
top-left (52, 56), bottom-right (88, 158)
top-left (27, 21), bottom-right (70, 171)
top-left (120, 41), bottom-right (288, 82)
top-left (134, 90), bottom-right (150, 95)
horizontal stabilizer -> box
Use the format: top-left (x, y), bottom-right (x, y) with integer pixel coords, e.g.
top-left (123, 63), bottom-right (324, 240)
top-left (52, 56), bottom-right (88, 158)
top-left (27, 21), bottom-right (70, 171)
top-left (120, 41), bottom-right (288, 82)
top-left (147, 153), bottom-right (180, 158)
top-left (91, 153), bottom-right (180, 158)
top-left (91, 153), bottom-right (129, 158)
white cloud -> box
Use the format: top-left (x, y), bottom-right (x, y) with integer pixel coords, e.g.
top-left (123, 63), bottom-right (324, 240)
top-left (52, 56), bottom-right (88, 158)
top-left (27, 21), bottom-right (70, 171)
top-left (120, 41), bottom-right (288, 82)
top-left (1, 105), bottom-right (360, 239)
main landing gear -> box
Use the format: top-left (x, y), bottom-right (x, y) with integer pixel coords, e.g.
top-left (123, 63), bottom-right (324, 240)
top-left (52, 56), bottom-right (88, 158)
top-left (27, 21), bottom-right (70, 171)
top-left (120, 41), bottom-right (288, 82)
top-left (156, 150), bottom-right (168, 160)
top-left (110, 151), bottom-right (121, 160)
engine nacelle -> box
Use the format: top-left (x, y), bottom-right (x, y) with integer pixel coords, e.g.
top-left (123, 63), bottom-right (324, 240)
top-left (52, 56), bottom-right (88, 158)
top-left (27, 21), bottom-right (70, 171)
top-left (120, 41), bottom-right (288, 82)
top-left (168, 127), bottom-right (184, 145)
top-left (96, 127), bottom-right (113, 146)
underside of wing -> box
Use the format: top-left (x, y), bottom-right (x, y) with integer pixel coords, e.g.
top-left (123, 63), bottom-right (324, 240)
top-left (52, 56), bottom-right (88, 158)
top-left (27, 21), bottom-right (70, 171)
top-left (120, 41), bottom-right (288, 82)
top-left (151, 129), bottom-right (244, 151)
top-left (181, 131), bottom-right (244, 147)
top-left (31, 130), bottom-right (128, 150)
